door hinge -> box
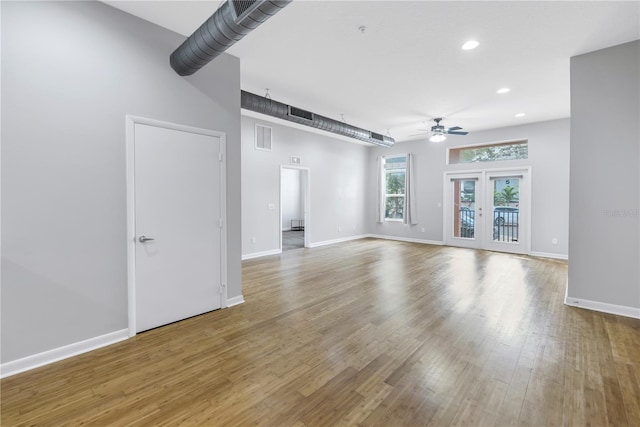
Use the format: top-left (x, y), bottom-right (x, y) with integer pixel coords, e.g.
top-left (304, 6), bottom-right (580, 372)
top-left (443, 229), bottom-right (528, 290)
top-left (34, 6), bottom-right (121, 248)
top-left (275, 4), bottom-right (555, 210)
top-left (219, 218), bottom-right (223, 228)
top-left (219, 152), bottom-right (223, 162)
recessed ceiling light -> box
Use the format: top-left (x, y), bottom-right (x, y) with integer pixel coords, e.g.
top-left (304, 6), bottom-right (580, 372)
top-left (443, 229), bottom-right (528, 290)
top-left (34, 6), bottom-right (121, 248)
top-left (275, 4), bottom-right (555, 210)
top-left (497, 88), bottom-right (511, 94)
top-left (515, 113), bottom-right (526, 117)
top-left (461, 40), bottom-right (479, 50)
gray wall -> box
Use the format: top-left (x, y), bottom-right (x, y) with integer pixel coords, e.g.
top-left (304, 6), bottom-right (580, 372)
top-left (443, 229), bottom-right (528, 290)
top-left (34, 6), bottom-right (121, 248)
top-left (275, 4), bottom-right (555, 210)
top-left (568, 40), bottom-right (640, 309)
top-left (242, 116), bottom-right (369, 256)
top-left (368, 119), bottom-right (571, 256)
top-left (1, 1), bottom-right (241, 363)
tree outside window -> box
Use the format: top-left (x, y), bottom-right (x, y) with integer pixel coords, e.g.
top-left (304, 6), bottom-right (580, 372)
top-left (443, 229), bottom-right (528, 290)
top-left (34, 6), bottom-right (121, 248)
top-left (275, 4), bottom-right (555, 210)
top-left (384, 156), bottom-right (407, 220)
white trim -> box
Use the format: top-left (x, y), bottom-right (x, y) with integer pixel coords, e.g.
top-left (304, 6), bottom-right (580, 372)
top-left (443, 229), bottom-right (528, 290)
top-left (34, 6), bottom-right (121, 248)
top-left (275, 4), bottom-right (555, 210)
top-left (447, 138), bottom-right (528, 165)
top-left (0, 329), bottom-right (129, 379)
top-left (219, 131), bottom-right (228, 309)
top-left (564, 296), bottom-right (640, 319)
top-left (226, 295), bottom-right (245, 307)
top-left (126, 115), bottom-right (227, 336)
top-left (368, 234), bottom-right (444, 246)
top-left (442, 167), bottom-right (532, 255)
top-left (307, 234), bottom-right (370, 248)
top-left (530, 251), bottom-right (568, 260)
top-left (242, 248), bottom-right (282, 260)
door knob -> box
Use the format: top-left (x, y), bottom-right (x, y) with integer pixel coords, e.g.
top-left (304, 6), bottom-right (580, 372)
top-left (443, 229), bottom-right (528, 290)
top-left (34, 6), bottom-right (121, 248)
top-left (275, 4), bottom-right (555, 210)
top-left (138, 235), bottom-right (155, 243)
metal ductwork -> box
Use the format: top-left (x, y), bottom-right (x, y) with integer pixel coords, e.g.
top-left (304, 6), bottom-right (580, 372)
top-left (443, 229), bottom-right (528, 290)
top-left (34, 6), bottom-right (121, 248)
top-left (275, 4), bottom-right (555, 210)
top-left (170, 0), bottom-right (292, 76)
top-left (241, 91), bottom-right (395, 147)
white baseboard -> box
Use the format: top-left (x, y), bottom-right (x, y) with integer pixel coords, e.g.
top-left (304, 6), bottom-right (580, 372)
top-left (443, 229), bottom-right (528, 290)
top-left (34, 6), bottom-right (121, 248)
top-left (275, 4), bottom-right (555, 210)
top-left (564, 296), bottom-right (640, 319)
top-left (368, 234), bottom-right (444, 246)
top-left (307, 234), bottom-right (370, 248)
top-left (242, 248), bottom-right (282, 260)
top-left (227, 295), bottom-right (245, 307)
top-left (0, 329), bottom-right (129, 379)
top-left (530, 251), bottom-right (568, 260)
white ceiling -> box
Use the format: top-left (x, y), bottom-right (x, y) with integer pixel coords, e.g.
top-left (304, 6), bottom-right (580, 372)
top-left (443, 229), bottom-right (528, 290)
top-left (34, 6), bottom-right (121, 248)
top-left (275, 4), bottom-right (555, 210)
top-left (105, 1), bottom-right (639, 142)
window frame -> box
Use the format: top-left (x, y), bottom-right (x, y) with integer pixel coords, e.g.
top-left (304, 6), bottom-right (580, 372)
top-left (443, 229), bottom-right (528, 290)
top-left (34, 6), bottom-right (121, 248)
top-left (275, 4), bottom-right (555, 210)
top-left (447, 139), bottom-right (528, 165)
top-left (383, 154), bottom-right (408, 222)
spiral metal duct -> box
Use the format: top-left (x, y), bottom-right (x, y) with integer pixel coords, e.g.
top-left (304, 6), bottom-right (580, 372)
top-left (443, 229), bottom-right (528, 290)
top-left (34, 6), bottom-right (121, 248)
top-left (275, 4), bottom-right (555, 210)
top-left (170, 0), bottom-right (292, 76)
top-left (241, 91), bottom-right (395, 147)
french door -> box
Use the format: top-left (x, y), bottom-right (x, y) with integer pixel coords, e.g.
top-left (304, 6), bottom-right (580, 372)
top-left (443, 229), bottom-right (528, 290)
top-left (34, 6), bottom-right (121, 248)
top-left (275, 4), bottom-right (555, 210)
top-left (444, 168), bottom-right (530, 254)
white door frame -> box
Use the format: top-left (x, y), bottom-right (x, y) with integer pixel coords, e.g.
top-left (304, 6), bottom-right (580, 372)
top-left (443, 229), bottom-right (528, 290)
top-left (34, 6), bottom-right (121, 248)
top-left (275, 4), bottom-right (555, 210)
top-left (280, 165), bottom-right (310, 250)
top-left (443, 171), bottom-right (484, 250)
top-left (125, 115), bottom-right (227, 337)
top-left (443, 166), bottom-right (531, 254)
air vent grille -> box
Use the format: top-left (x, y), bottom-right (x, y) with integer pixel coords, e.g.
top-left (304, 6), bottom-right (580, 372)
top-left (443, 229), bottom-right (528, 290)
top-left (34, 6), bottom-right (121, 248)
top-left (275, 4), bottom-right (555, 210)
top-left (288, 106), bottom-right (314, 122)
top-left (231, 0), bottom-right (260, 22)
top-left (255, 124), bottom-right (272, 151)
top-left (370, 132), bottom-right (384, 142)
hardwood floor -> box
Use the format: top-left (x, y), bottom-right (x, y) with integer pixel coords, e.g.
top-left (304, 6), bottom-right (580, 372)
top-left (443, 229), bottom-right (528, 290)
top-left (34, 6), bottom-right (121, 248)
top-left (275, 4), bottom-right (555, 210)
top-left (2, 239), bottom-right (639, 426)
top-left (282, 230), bottom-right (304, 251)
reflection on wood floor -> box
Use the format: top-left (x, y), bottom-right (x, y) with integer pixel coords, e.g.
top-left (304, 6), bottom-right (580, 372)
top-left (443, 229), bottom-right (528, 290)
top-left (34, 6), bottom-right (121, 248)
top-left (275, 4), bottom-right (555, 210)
top-left (2, 238), bottom-right (639, 426)
top-left (282, 230), bottom-right (304, 251)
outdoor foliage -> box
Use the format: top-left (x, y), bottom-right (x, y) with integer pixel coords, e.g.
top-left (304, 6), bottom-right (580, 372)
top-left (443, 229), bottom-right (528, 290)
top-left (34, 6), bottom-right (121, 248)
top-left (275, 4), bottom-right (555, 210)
top-left (385, 171), bottom-right (405, 219)
top-left (460, 142), bottom-right (528, 163)
top-left (494, 185), bottom-right (519, 206)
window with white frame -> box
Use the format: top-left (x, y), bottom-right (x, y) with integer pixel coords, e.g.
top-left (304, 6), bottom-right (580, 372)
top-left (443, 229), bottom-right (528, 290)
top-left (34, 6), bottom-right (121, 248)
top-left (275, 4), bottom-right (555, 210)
top-left (448, 140), bottom-right (528, 164)
top-left (384, 155), bottom-right (407, 220)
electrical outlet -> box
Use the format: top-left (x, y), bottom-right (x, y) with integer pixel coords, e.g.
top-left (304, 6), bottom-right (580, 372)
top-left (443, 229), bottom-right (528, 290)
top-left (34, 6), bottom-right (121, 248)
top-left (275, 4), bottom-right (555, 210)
top-left (437, 202), bottom-right (442, 208)
top-left (251, 237), bottom-right (256, 244)
top-left (552, 237), bottom-right (558, 245)
top-left (338, 226), bottom-right (342, 232)
top-left (421, 227), bottom-right (426, 233)
top-left (268, 203), bottom-right (275, 210)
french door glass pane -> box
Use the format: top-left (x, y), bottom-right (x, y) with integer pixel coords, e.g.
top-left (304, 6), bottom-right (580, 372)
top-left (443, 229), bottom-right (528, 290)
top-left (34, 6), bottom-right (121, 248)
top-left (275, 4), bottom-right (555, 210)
top-left (492, 177), bottom-right (520, 242)
top-left (454, 180), bottom-right (475, 238)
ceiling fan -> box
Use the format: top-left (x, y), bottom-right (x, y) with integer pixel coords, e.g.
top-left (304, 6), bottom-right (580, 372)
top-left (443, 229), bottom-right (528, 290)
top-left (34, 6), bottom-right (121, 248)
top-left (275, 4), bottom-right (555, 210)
top-left (411, 118), bottom-right (469, 142)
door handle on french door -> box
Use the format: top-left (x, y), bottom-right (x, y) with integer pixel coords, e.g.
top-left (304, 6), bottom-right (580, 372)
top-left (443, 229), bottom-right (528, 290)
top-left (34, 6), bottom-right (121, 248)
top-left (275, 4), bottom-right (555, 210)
top-left (138, 235), bottom-right (155, 243)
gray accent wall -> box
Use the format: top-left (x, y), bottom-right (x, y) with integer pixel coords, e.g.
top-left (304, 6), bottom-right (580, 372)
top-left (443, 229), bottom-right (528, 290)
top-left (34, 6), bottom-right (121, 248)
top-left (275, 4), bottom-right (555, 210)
top-left (368, 119), bottom-right (571, 257)
top-left (241, 115), bottom-right (369, 255)
top-left (568, 40), bottom-right (640, 309)
top-left (1, 1), bottom-right (241, 363)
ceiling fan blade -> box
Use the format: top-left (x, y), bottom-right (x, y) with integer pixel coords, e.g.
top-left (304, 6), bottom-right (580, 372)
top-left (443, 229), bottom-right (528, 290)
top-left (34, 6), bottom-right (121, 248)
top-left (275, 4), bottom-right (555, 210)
top-left (446, 130), bottom-right (469, 135)
top-left (447, 126), bottom-right (462, 131)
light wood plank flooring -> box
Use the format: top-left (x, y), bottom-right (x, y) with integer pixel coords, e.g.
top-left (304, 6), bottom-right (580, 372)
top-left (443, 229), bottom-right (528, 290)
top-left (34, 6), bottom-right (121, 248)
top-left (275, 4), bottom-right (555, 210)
top-left (2, 239), bottom-right (639, 426)
top-left (282, 230), bottom-right (304, 251)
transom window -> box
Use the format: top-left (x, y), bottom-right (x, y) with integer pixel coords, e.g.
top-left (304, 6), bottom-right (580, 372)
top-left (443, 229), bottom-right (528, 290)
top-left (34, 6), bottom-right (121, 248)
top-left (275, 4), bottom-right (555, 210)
top-left (384, 155), bottom-right (407, 220)
top-left (448, 140), bottom-right (528, 164)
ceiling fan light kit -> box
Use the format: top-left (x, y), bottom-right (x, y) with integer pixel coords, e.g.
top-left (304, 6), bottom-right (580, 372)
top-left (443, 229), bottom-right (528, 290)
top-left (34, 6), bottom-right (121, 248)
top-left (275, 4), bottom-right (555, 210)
top-left (426, 118), bottom-right (469, 142)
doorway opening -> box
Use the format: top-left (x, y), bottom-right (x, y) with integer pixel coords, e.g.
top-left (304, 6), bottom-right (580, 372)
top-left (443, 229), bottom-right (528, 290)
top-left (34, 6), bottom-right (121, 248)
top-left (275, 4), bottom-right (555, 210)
top-left (280, 166), bottom-right (310, 251)
top-left (443, 167), bottom-right (531, 254)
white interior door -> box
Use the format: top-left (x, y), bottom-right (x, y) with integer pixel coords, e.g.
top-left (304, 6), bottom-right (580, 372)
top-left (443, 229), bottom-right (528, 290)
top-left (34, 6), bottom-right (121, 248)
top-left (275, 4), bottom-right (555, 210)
top-left (444, 168), bottom-right (530, 254)
top-left (131, 121), bottom-right (223, 333)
